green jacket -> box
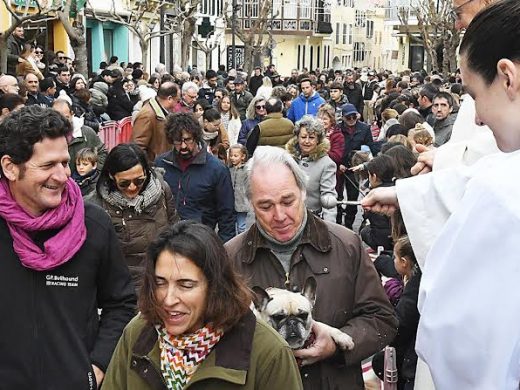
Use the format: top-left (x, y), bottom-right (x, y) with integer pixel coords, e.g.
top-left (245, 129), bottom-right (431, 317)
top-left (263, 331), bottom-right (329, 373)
top-left (258, 113), bottom-right (294, 148)
top-left (103, 311), bottom-right (303, 390)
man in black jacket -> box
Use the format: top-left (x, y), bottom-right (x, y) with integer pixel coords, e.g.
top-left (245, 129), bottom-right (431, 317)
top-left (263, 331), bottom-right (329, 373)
top-left (0, 105), bottom-right (136, 389)
top-left (249, 67), bottom-right (264, 97)
top-left (343, 73), bottom-right (364, 120)
top-left (25, 73), bottom-right (51, 107)
top-left (7, 26), bottom-right (25, 76)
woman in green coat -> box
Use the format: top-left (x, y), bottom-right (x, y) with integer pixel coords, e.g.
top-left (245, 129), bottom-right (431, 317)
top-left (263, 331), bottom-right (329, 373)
top-left (103, 221), bottom-right (303, 390)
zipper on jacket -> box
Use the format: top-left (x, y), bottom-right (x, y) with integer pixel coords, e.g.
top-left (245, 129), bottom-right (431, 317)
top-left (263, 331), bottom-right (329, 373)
top-left (32, 272), bottom-right (43, 385)
top-left (285, 272), bottom-right (290, 288)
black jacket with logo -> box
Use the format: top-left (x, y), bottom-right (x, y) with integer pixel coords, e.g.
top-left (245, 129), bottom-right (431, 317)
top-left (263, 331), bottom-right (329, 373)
top-left (0, 202), bottom-right (136, 390)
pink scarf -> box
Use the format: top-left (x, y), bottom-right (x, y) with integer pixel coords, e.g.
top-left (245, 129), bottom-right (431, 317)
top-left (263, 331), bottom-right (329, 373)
top-left (0, 178), bottom-right (87, 271)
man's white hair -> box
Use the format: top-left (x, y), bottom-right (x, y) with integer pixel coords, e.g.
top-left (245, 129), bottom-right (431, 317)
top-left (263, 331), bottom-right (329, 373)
top-left (182, 81), bottom-right (199, 94)
top-left (246, 146), bottom-right (308, 200)
top-left (155, 63), bottom-right (166, 74)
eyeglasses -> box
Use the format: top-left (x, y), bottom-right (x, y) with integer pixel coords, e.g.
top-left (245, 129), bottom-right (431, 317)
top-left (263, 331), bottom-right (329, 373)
top-left (255, 105), bottom-right (266, 109)
top-left (173, 137), bottom-right (195, 146)
top-left (344, 114), bottom-right (357, 120)
top-left (35, 51), bottom-right (43, 54)
top-left (58, 56), bottom-right (65, 59)
top-left (450, 0), bottom-right (476, 19)
top-left (116, 177), bottom-right (146, 189)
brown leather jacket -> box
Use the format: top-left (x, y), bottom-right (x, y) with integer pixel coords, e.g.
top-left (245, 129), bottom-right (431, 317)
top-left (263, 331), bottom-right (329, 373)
top-left (132, 98), bottom-right (171, 162)
top-left (225, 211), bottom-right (398, 390)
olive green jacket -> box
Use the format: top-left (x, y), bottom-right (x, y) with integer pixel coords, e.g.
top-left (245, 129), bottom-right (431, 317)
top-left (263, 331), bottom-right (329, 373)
top-left (102, 311), bottom-right (303, 390)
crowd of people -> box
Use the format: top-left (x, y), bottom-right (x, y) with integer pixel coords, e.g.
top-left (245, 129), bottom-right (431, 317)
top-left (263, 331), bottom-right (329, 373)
top-left (1, 0), bottom-right (519, 387)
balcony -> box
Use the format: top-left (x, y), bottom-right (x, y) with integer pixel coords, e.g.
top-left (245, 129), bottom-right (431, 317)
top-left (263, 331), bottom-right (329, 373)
top-left (316, 21), bottom-right (332, 34)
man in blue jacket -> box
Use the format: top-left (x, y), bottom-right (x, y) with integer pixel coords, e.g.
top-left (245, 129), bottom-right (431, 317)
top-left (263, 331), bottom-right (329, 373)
top-left (0, 106), bottom-right (136, 389)
top-left (287, 78), bottom-right (325, 123)
top-left (155, 112), bottom-right (236, 242)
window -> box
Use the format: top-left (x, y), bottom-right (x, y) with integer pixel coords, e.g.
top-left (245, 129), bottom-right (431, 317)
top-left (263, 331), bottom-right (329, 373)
top-left (348, 24), bottom-right (353, 44)
top-left (298, 45), bottom-right (301, 69)
top-left (353, 42), bottom-right (366, 62)
top-left (336, 22), bottom-right (340, 44)
top-left (283, 20), bottom-right (297, 30)
top-left (300, 0), bottom-right (311, 19)
top-left (284, 0), bottom-right (297, 18)
top-left (366, 20), bottom-right (374, 39)
top-left (273, 0), bottom-right (282, 17)
top-left (317, 46), bottom-right (320, 68)
top-left (244, 0), bottom-right (259, 17)
top-left (103, 29), bottom-right (113, 63)
top-left (342, 24), bottom-right (346, 44)
top-left (355, 10), bottom-right (366, 27)
top-left (300, 20), bottom-right (312, 30)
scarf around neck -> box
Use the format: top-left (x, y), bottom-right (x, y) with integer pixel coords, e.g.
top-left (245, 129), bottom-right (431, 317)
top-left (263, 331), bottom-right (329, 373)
top-left (202, 129), bottom-right (219, 142)
top-left (99, 173), bottom-right (163, 215)
top-left (0, 178), bottom-right (86, 271)
top-left (157, 324), bottom-right (223, 390)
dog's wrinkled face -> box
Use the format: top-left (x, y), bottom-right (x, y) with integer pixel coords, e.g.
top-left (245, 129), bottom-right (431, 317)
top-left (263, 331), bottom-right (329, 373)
top-left (253, 278), bottom-right (317, 349)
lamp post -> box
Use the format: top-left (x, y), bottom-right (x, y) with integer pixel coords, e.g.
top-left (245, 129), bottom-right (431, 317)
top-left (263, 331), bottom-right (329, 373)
top-left (231, 0), bottom-right (237, 69)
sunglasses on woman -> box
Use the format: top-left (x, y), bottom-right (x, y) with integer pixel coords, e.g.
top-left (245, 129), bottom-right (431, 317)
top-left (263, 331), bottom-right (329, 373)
top-left (116, 177), bottom-right (146, 189)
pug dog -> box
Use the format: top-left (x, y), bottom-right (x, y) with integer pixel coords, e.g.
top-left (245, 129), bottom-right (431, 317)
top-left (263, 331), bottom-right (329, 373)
top-left (252, 277), bottom-right (355, 351)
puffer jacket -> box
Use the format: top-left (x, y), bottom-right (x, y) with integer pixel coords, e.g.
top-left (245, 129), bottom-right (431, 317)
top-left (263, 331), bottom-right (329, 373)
top-left (286, 137), bottom-right (338, 219)
top-left (225, 212), bottom-right (398, 390)
top-left (86, 172), bottom-right (178, 289)
top-left (89, 82), bottom-right (109, 117)
top-left (102, 311), bottom-right (303, 389)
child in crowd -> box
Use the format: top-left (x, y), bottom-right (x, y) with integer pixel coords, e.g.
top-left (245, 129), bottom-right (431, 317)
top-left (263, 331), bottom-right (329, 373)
top-left (373, 235), bottom-right (421, 390)
top-left (228, 144), bottom-right (250, 234)
top-left (72, 147), bottom-right (99, 197)
top-left (412, 128), bottom-right (434, 148)
top-left (360, 154), bottom-right (395, 251)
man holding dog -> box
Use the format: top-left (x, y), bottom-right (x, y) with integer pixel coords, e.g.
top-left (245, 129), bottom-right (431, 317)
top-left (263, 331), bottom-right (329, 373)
top-left (225, 146), bottom-right (397, 389)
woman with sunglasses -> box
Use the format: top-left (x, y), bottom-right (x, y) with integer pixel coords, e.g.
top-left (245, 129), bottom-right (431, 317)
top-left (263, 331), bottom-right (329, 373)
top-left (87, 143), bottom-right (178, 292)
top-left (33, 46), bottom-right (46, 74)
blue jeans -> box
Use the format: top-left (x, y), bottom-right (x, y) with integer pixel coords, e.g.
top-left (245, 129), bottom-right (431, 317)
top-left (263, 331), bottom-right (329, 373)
top-left (236, 212), bottom-right (248, 234)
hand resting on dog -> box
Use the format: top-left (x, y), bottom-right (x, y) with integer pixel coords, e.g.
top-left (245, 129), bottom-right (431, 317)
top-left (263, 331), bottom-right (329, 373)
top-left (293, 321), bottom-right (354, 366)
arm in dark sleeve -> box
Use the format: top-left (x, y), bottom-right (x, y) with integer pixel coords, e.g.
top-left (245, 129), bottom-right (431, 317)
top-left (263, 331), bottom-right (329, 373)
top-left (341, 234), bottom-right (398, 365)
top-left (90, 212), bottom-right (137, 372)
top-left (215, 167), bottom-right (237, 242)
top-left (246, 125), bottom-right (261, 157)
top-left (392, 273), bottom-right (421, 350)
top-left (162, 179), bottom-right (179, 224)
top-left (93, 134), bottom-right (108, 171)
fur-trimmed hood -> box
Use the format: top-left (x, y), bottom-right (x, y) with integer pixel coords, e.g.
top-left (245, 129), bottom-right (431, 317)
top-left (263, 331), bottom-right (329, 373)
top-left (286, 136), bottom-right (331, 161)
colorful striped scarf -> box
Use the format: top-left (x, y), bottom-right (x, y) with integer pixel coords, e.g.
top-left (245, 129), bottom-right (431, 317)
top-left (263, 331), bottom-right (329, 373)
top-left (157, 324), bottom-right (223, 390)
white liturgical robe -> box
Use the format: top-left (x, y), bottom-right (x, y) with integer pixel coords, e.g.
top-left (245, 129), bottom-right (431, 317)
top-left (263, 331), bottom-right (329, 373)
top-left (396, 150), bottom-right (520, 389)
